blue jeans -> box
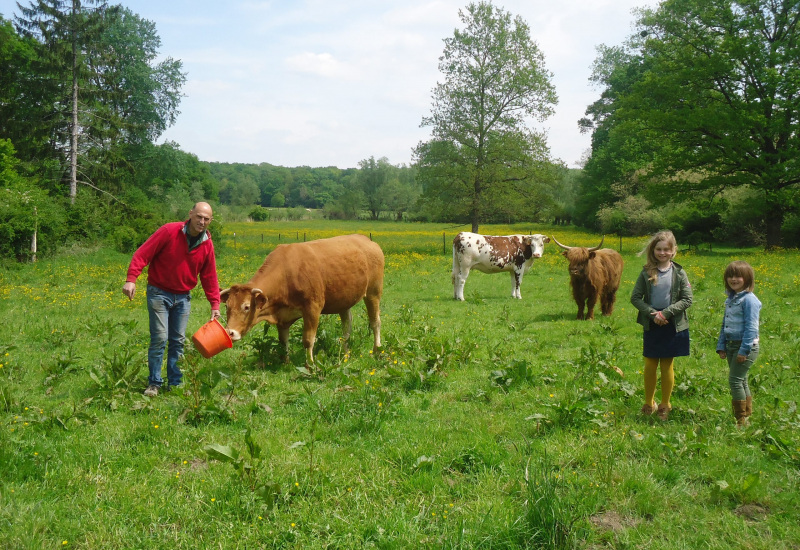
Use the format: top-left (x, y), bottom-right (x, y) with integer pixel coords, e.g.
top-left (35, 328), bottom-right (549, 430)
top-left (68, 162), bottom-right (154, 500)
top-left (726, 340), bottom-right (759, 401)
top-left (146, 285), bottom-right (191, 387)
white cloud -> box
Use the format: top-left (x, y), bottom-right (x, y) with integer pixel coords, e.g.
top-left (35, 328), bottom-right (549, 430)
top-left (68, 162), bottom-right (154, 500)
top-left (284, 52), bottom-right (357, 79)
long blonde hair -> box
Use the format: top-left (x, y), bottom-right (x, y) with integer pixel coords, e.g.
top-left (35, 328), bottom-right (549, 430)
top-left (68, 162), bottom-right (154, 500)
top-left (639, 230), bottom-right (678, 284)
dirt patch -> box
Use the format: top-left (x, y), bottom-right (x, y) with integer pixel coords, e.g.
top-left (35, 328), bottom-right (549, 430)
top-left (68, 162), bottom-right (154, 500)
top-left (734, 503), bottom-right (769, 521)
top-left (590, 510), bottom-right (638, 532)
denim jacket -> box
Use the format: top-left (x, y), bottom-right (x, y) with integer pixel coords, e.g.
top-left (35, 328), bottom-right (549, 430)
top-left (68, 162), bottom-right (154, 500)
top-left (716, 291), bottom-right (761, 355)
top-left (630, 261), bottom-right (693, 332)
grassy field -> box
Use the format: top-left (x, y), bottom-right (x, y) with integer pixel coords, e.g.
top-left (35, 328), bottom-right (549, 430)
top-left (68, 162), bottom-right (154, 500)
top-left (1, 220), bottom-right (799, 549)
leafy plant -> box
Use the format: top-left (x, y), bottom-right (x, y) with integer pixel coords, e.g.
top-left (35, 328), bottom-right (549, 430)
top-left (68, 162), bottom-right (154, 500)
top-left (710, 473), bottom-right (762, 506)
top-left (176, 349), bottom-right (235, 424)
top-left (87, 342), bottom-right (143, 407)
top-left (204, 428), bottom-right (281, 510)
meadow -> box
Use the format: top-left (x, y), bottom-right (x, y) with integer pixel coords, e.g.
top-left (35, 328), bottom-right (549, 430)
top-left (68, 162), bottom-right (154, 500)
top-left (1, 220), bottom-right (799, 549)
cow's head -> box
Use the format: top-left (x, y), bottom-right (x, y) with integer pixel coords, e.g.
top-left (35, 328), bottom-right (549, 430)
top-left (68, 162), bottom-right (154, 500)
top-left (551, 236), bottom-right (604, 277)
top-left (523, 234), bottom-right (551, 258)
top-left (219, 284), bottom-right (268, 341)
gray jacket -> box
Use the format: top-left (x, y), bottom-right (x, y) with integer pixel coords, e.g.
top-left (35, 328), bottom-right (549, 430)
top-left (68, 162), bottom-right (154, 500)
top-left (630, 261), bottom-right (693, 332)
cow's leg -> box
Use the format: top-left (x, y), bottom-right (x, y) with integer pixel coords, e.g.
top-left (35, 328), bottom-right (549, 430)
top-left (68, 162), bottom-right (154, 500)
top-left (277, 323), bottom-right (292, 364)
top-left (301, 310), bottom-right (322, 366)
top-left (572, 286), bottom-right (585, 320)
top-left (363, 295), bottom-right (382, 353)
top-left (601, 289), bottom-right (617, 315)
top-left (453, 264), bottom-right (469, 301)
top-left (585, 293), bottom-right (598, 320)
top-left (339, 309), bottom-right (353, 354)
top-left (511, 271), bottom-right (522, 299)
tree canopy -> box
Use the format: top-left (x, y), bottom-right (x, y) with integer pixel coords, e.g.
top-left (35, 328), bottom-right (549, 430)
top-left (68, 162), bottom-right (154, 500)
top-left (579, 0), bottom-right (800, 248)
top-left (415, 1), bottom-right (559, 232)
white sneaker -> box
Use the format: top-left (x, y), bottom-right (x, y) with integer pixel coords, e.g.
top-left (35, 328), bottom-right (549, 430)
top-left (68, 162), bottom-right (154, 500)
top-left (143, 385), bottom-right (159, 397)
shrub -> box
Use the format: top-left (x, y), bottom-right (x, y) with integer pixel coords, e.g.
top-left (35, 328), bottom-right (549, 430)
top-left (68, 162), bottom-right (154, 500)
top-left (597, 196), bottom-right (664, 236)
top-left (249, 206), bottom-right (270, 221)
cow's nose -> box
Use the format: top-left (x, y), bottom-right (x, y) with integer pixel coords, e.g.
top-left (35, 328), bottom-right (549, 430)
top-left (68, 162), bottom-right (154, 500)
top-left (533, 253), bottom-right (541, 258)
top-left (227, 329), bottom-right (241, 341)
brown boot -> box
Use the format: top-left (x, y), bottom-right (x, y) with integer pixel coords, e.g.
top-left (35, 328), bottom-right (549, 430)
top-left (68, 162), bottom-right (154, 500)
top-left (732, 400), bottom-right (748, 427)
top-left (745, 395), bottom-right (753, 418)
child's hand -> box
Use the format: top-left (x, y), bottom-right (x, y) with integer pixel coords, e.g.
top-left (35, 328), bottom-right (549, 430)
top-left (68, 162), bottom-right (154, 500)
top-left (650, 311), bottom-right (668, 326)
top-left (718, 351), bottom-right (726, 359)
top-left (736, 354), bottom-right (748, 363)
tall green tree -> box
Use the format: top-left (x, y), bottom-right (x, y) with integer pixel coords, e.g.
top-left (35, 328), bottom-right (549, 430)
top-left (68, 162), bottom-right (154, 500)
top-left (11, 1), bottom-right (185, 203)
top-left (357, 156), bottom-right (390, 220)
top-left (82, 6), bottom-right (185, 194)
top-left (414, 1), bottom-right (557, 232)
top-left (14, 0), bottom-right (107, 203)
top-left (583, 0), bottom-right (800, 248)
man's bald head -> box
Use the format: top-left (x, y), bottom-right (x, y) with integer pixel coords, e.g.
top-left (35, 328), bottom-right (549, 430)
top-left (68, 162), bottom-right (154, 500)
top-left (187, 202), bottom-right (213, 236)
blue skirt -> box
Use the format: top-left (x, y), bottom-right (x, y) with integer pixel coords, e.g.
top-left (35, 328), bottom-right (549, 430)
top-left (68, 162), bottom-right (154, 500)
top-left (643, 321), bottom-right (690, 358)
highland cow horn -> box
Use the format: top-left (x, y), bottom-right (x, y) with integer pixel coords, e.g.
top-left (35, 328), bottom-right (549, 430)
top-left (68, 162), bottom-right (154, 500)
top-left (588, 236), bottom-right (605, 252)
top-left (251, 288), bottom-right (263, 295)
top-left (551, 235), bottom-right (572, 250)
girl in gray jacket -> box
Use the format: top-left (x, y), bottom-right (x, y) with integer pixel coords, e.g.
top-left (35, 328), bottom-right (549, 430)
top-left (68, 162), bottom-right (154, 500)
top-left (630, 231), bottom-right (693, 421)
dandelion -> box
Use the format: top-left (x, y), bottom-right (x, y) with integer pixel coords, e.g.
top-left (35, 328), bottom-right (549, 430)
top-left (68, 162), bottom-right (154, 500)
top-left (211, 498), bottom-right (216, 502)
top-left (154, 425), bottom-right (159, 429)
top-left (291, 523), bottom-right (296, 527)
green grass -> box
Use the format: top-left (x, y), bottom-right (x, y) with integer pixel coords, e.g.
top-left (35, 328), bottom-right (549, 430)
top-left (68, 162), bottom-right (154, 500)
top-left (1, 222), bottom-right (799, 549)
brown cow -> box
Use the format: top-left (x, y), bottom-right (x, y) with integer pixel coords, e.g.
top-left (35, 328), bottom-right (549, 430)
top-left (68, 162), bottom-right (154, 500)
top-left (220, 234), bottom-right (384, 365)
top-left (552, 235), bottom-right (624, 320)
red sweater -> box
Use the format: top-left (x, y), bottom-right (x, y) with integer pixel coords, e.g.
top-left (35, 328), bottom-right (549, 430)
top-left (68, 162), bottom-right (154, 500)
top-left (126, 221), bottom-right (221, 309)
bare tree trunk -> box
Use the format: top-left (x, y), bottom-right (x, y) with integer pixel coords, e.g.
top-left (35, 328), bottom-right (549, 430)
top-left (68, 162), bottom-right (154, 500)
top-left (69, 0), bottom-right (79, 204)
top-left (31, 206), bottom-right (38, 262)
top-left (764, 192), bottom-right (784, 249)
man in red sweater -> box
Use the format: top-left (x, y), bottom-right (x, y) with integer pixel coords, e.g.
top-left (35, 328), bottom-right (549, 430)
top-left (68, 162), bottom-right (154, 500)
top-left (123, 202), bottom-right (221, 397)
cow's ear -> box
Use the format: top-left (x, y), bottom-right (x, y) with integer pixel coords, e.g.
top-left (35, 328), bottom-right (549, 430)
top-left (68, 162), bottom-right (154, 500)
top-left (220, 288), bottom-right (230, 303)
top-left (543, 236), bottom-right (551, 243)
top-left (562, 251), bottom-right (568, 258)
top-left (589, 251), bottom-right (596, 259)
top-left (251, 289), bottom-right (267, 309)
top-left (523, 236), bottom-right (534, 245)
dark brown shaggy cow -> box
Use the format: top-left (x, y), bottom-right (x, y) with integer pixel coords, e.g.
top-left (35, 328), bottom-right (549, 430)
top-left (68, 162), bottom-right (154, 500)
top-left (552, 236), bottom-right (624, 320)
top-left (220, 234), bottom-right (384, 365)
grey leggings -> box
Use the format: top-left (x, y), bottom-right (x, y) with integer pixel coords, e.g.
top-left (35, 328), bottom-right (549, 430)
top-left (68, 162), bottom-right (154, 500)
top-left (725, 340), bottom-right (759, 401)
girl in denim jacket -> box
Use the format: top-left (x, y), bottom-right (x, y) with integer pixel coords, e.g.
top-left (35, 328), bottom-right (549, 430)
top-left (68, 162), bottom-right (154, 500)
top-left (716, 261), bottom-right (761, 427)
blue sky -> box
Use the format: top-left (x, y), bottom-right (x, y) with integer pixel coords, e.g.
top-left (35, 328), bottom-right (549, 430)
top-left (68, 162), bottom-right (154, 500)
top-left (1, 0), bottom-right (657, 169)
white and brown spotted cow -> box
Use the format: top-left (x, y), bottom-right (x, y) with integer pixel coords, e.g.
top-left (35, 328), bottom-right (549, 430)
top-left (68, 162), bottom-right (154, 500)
top-left (220, 234), bottom-right (384, 365)
top-left (452, 232), bottom-right (550, 301)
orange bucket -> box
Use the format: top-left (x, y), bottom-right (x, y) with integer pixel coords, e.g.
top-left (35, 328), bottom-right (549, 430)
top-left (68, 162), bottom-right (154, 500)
top-left (191, 319), bottom-right (233, 358)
